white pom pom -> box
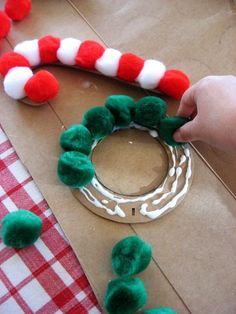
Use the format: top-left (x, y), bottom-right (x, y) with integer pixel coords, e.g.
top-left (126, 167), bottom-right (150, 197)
top-left (14, 40), bottom-right (40, 67)
top-left (3, 67), bottom-right (33, 99)
top-left (57, 38), bottom-right (81, 65)
top-left (136, 60), bottom-right (166, 89)
top-left (95, 48), bottom-right (122, 77)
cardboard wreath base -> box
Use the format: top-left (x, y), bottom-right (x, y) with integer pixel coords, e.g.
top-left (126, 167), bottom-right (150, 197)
top-left (73, 127), bottom-right (193, 224)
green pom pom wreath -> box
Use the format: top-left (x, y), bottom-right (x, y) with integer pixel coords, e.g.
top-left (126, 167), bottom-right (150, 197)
top-left (134, 96), bottom-right (167, 128)
top-left (159, 116), bottom-right (189, 146)
top-left (112, 236), bottom-right (152, 276)
top-left (60, 124), bottom-right (92, 155)
top-left (57, 95), bottom-right (189, 190)
top-left (104, 277), bottom-right (147, 314)
top-left (105, 95), bottom-right (136, 127)
top-left (144, 307), bottom-right (177, 314)
top-left (1, 210), bottom-right (42, 248)
top-left (82, 106), bottom-right (115, 140)
top-left (57, 151), bottom-right (95, 188)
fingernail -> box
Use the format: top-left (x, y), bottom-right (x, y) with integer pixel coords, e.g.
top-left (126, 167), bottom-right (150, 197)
top-left (173, 130), bottom-right (182, 142)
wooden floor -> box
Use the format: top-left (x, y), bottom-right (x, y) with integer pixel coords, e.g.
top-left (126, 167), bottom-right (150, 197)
top-left (0, 1), bottom-right (236, 313)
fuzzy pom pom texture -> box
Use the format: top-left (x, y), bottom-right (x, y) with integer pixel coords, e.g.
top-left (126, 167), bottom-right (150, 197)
top-left (24, 70), bottom-right (59, 103)
top-left (105, 95), bottom-right (136, 127)
top-left (103, 236), bottom-right (177, 314)
top-left (104, 277), bottom-right (147, 314)
top-left (58, 151), bottom-right (95, 188)
top-left (82, 106), bottom-right (115, 140)
top-left (1, 209), bottom-right (42, 248)
top-left (0, 11), bottom-right (11, 39)
top-left (144, 307), bottom-right (177, 314)
top-left (159, 116), bottom-right (189, 146)
top-left (60, 124), bottom-right (93, 155)
top-left (57, 95), bottom-right (189, 189)
top-left (0, 0), bottom-right (32, 42)
top-left (134, 96), bottom-right (167, 128)
top-left (5, 0), bottom-right (31, 21)
top-left (112, 236), bottom-right (152, 276)
top-left (0, 35), bottom-right (190, 104)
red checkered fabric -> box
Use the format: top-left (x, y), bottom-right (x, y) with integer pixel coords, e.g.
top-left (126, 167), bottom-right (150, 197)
top-left (0, 126), bottom-right (102, 313)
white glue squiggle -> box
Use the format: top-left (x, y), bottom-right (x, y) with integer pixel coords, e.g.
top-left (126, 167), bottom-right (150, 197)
top-left (82, 187), bottom-right (126, 217)
top-left (141, 149), bottom-right (192, 219)
top-left (179, 155), bottom-right (186, 166)
top-left (80, 125), bottom-right (192, 220)
top-left (171, 167), bottom-right (182, 193)
top-left (102, 199), bottom-right (109, 204)
top-left (168, 146), bottom-right (176, 177)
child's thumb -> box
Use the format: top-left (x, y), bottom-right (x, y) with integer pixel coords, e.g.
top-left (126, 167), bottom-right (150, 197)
top-left (173, 121), bottom-right (199, 143)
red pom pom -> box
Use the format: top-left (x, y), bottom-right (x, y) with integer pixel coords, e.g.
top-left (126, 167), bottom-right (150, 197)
top-left (75, 40), bottom-right (105, 70)
top-left (5, 0), bottom-right (31, 21)
top-left (0, 52), bottom-right (30, 76)
top-left (0, 11), bottom-right (11, 39)
top-left (158, 70), bottom-right (190, 100)
top-left (24, 70), bottom-right (59, 103)
top-left (39, 35), bottom-right (60, 64)
top-left (117, 53), bottom-right (144, 82)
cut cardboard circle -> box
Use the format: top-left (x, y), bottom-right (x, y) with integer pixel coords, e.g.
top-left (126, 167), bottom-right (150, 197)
top-left (91, 129), bottom-right (168, 196)
top-left (73, 125), bottom-right (193, 224)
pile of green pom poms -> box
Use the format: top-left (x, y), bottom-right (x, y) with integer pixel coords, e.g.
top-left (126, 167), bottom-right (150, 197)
top-left (57, 95), bottom-right (189, 189)
top-left (112, 235), bottom-right (152, 276)
top-left (1, 209), bottom-right (42, 248)
top-left (104, 236), bottom-right (151, 314)
top-left (104, 277), bottom-right (147, 314)
top-left (104, 236), bottom-right (177, 314)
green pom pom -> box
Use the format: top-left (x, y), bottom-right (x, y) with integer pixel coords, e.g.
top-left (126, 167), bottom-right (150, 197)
top-left (57, 151), bottom-right (95, 188)
top-left (159, 116), bottom-right (189, 146)
top-left (112, 236), bottom-right (152, 276)
top-left (60, 124), bottom-right (92, 155)
top-left (82, 106), bottom-right (115, 140)
top-left (1, 210), bottom-right (42, 248)
top-left (104, 277), bottom-right (147, 314)
top-left (134, 96), bottom-right (167, 128)
top-left (144, 307), bottom-right (177, 314)
top-left (105, 95), bottom-right (136, 127)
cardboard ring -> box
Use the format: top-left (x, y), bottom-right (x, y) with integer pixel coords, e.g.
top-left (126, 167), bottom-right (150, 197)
top-left (73, 125), bottom-right (194, 224)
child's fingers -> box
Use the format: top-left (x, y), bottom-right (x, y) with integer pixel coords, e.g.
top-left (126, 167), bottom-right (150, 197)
top-left (177, 84), bottom-right (197, 118)
top-left (173, 119), bottom-right (200, 143)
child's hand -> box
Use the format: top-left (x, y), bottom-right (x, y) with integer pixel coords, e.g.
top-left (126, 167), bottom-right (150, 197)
top-left (173, 75), bottom-right (236, 151)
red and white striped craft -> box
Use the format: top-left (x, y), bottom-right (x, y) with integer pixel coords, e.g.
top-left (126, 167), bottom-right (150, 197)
top-left (0, 35), bottom-right (190, 104)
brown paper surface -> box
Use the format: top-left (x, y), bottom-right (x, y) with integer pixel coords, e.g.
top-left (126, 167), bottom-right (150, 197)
top-left (0, 1), bottom-right (236, 313)
top-left (73, 0), bottom-right (236, 196)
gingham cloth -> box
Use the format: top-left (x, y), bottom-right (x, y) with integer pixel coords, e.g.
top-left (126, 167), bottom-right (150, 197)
top-left (0, 126), bottom-right (102, 314)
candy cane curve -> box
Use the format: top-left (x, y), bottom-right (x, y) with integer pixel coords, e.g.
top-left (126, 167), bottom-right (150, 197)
top-left (0, 35), bottom-right (190, 104)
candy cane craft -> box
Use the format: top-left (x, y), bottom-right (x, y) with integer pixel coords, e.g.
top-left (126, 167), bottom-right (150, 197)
top-left (0, 35), bottom-right (190, 104)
